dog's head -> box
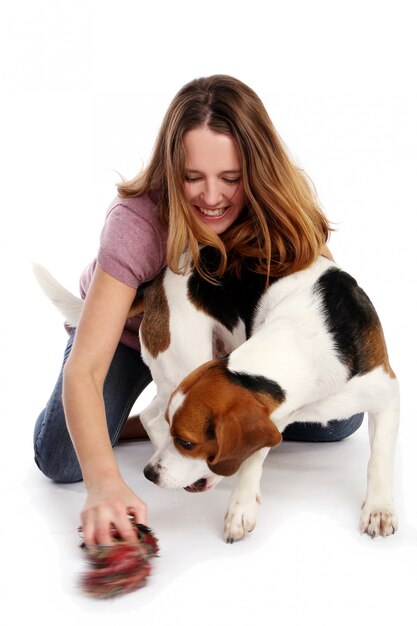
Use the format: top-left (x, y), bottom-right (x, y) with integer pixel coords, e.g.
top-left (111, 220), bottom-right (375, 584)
top-left (143, 360), bottom-right (283, 492)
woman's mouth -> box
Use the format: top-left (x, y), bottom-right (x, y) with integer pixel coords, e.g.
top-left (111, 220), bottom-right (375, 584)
top-left (193, 205), bottom-right (230, 219)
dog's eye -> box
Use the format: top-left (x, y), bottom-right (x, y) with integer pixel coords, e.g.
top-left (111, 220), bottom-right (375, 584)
top-left (174, 437), bottom-right (196, 450)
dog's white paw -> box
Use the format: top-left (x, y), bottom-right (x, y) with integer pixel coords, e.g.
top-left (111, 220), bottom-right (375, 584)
top-left (224, 494), bottom-right (261, 543)
top-left (360, 503), bottom-right (398, 538)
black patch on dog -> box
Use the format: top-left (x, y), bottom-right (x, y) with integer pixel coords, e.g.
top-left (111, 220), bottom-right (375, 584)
top-left (314, 267), bottom-right (382, 378)
top-left (187, 247), bottom-right (278, 337)
top-left (222, 360), bottom-right (286, 403)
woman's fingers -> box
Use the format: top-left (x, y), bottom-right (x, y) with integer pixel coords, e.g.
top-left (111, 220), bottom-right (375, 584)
top-left (80, 487), bottom-right (148, 546)
top-left (81, 506), bottom-right (115, 546)
top-left (127, 500), bottom-right (148, 526)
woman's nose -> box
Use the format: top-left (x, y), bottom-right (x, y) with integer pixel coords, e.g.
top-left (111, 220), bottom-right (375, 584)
top-left (199, 181), bottom-right (223, 207)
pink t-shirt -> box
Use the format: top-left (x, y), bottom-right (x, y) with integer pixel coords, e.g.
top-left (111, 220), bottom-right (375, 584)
top-left (79, 193), bottom-right (168, 351)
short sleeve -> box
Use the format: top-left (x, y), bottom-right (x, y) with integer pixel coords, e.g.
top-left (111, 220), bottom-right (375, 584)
top-left (97, 203), bottom-right (166, 289)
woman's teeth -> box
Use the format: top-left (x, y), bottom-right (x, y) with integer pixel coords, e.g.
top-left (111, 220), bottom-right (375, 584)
top-left (197, 206), bottom-right (228, 217)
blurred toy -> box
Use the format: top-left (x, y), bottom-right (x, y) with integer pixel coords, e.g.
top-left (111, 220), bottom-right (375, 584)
top-left (78, 519), bottom-right (159, 599)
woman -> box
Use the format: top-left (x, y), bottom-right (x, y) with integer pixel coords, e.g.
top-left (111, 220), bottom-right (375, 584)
top-left (34, 75), bottom-right (363, 547)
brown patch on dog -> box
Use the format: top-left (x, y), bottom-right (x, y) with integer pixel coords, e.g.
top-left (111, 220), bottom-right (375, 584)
top-left (170, 361), bottom-right (283, 476)
top-left (363, 321), bottom-right (396, 379)
top-left (140, 271), bottom-right (170, 357)
top-left (212, 328), bottom-right (227, 359)
top-left (212, 327), bottom-right (239, 359)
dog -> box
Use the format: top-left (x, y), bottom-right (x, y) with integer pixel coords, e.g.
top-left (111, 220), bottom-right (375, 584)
top-left (137, 248), bottom-right (399, 542)
top-left (34, 249), bottom-right (399, 543)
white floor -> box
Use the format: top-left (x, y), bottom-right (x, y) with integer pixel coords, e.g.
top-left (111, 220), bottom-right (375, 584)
top-left (2, 4), bottom-right (416, 617)
top-left (2, 377), bottom-right (416, 625)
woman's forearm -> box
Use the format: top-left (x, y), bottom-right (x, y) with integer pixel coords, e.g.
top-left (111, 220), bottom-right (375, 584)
top-left (62, 364), bottom-right (121, 489)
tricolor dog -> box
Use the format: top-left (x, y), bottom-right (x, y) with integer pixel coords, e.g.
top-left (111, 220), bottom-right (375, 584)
top-left (34, 250), bottom-right (399, 543)
top-left (138, 249), bottom-right (399, 542)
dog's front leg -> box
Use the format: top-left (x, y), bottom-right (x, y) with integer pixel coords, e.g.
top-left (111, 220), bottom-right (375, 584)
top-left (139, 394), bottom-right (171, 450)
top-left (224, 447), bottom-right (270, 543)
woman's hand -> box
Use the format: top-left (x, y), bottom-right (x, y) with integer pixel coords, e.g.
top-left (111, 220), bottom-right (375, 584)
top-left (80, 477), bottom-right (148, 546)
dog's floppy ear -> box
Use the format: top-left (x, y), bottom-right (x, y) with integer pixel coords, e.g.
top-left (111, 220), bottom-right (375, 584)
top-left (208, 400), bottom-right (282, 476)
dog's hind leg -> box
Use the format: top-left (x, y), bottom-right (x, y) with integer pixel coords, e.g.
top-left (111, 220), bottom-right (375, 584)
top-left (359, 385), bottom-right (400, 538)
top-left (276, 368), bottom-right (400, 537)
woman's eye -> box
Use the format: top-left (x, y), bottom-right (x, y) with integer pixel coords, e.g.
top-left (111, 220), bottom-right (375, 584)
top-left (184, 176), bottom-right (240, 184)
top-left (174, 438), bottom-right (196, 450)
top-left (184, 176), bottom-right (201, 183)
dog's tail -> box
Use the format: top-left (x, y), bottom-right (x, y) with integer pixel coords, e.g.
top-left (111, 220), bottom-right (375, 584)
top-left (32, 262), bottom-right (83, 327)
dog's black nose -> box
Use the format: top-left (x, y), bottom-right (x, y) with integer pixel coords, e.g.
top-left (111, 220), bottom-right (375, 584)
top-left (143, 463), bottom-right (160, 484)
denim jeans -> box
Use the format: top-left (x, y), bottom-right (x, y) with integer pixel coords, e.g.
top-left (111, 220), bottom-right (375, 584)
top-left (33, 331), bottom-right (364, 484)
top-left (34, 331), bottom-right (152, 483)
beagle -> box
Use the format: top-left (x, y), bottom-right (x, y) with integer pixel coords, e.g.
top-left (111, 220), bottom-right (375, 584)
top-left (138, 248), bottom-right (399, 543)
top-left (33, 250), bottom-right (399, 543)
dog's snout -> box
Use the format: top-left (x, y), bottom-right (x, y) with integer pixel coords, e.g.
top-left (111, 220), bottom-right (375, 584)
top-left (144, 463), bottom-right (160, 484)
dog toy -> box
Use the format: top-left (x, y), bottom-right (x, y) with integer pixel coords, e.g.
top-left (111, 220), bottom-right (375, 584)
top-left (78, 519), bottom-right (159, 598)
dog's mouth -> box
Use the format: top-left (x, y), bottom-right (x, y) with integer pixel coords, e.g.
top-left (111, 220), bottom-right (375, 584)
top-left (184, 478), bottom-right (208, 493)
top-left (184, 475), bottom-right (222, 493)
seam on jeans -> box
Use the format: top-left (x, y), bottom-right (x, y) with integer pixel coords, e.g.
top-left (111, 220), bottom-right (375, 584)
top-left (33, 331), bottom-right (77, 473)
top-left (110, 369), bottom-right (153, 446)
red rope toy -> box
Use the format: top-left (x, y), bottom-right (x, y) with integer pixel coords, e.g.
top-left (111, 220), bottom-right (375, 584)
top-left (78, 518), bottom-right (159, 599)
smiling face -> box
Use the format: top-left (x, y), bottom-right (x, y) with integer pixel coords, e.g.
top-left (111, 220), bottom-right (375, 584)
top-left (182, 127), bottom-right (246, 236)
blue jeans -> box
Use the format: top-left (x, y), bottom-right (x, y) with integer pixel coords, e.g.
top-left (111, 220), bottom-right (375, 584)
top-left (34, 331), bottom-right (152, 483)
top-left (33, 331), bottom-right (364, 484)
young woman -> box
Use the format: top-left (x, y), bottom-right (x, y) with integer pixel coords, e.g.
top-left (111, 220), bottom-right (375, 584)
top-left (34, 75), bottom-right (363, 547)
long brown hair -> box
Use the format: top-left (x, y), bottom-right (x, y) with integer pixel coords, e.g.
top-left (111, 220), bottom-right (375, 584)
top-left (117, 75), bottom-right (331, 282)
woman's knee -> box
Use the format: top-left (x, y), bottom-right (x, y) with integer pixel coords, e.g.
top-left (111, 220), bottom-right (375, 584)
top-left (34, 446), bottom-right (83, 483)
top-left (34, 409), bottom-right (83, 483)
top-left (324, 413), bottom-right (365, 441)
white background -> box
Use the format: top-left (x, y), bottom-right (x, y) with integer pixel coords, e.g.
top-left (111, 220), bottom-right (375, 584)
top-left (1, 1), bottom-right (416, 624)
